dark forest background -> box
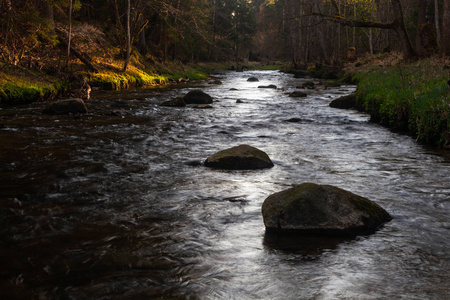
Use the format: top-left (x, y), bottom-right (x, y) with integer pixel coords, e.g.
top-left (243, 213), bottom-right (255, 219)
top-left (2, 0), bottom-right (450, 71)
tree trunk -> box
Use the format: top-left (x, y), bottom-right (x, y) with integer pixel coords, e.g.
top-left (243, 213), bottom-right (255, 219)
top-left (415, 0), bottom-right (428, 56)
top-left (55, 28), bottom-right (99, 73)
top-left (391, 0), bottom-right (416, 59)
top-left (435, 0), bottom-right (441, 48)
top-left (40, 0), bottom-right (55, 33)
top-left (123, 0), bottom-right (131, 71)
top-left (67, 0), bottom-right (73, 68)
top-left (327, 0), bottom-right (416, 58)
top-left (442, 0), bottom-right (450, 54)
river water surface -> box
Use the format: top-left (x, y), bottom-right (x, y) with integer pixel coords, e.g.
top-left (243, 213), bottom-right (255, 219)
top-left (0, 70), bottom-right (449, 299)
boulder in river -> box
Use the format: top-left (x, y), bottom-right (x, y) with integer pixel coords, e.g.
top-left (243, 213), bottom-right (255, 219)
top-left (329, 93), bottom-right (357, 109)
top-left (42, 98), bottom-right (87, 115)
top-left (160, 97), bottom-right (186, 107)
top-left (204, 144), bottom-right (274, 170)
top-left (183, 90), bottom-right (213, 104)
top-left (262, 183), bottom-right (392, 236)
top-left (247, 77), bottom-right (259, 82)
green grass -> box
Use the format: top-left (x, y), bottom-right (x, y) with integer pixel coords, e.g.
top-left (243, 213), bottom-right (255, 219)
top-left (87, 65), bottom-right (209, 90)
top-left (0, 66), bottom-right (64, 105)
top-left (353, 59), bottom-right (450, 147)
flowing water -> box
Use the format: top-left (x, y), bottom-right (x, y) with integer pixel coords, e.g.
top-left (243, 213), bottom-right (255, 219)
top-left (0, 70), bottom-right (449, 299)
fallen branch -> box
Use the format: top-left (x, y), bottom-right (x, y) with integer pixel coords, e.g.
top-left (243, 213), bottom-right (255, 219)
top-left (55, 27), bottom-right (99, 73)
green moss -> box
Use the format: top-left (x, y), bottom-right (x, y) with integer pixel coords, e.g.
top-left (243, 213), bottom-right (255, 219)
top-left (0, 80), bottom-right (61, 105)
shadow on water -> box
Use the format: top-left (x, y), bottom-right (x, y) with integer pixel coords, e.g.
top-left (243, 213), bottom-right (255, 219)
top-left (263, 231), bottom-right (352, 256)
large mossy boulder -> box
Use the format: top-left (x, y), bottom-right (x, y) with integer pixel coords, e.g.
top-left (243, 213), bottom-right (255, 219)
top-left (262, 183), bottom-right (392, 236)
top-left (183, 90), bottom-right (213, 104)
top-left (204, 144), bottom-right (274, 170)
top-left (42, 98), bottom-right (87, 115)
top-left (329, 93), bottom-right (357, 109)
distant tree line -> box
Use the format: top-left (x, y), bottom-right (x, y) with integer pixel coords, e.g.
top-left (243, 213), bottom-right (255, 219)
top-left (1, 0), bottom-right (450, 70)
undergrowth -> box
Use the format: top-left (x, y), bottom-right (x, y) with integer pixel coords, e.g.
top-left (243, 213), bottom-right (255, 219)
top-left (354, 58), bottom-right (450, 147)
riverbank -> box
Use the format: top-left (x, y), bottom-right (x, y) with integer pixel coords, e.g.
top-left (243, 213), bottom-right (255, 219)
top-left (0, 59), bottom-right (211, 106)
top-left (342, 53), bottom-right (450, 149)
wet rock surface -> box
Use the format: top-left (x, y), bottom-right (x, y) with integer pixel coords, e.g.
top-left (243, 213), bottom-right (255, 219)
top-left (262, 183), bottom-right (392, 236)
top-left (204, 144), bottom-right (274, 170)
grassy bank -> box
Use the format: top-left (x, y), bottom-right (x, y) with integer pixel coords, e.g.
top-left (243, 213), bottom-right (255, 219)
top-left (0, 64), bottom-right (65, 105)
top-left (347, 55), bottom-right (450, 148)
top-left (0, 58), bottom-right (210, 106)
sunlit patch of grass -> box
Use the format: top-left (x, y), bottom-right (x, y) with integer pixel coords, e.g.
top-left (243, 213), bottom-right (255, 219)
top-left (0, 65), bottom-right (63, 105)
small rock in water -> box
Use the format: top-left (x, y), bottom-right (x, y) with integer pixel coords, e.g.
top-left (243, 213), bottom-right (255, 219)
top-left (160, 97), bottom-right (186, 107)
top-left (183, 90), bottom-right (213, 104)
top-left (329, 93), bottom-right (357, 109)
top-left (285, 117), bottom-right (302, 123)
top-left (193, 104), bottom-right (213, 109)
top-left (205, 144), bottom-right (274, 170)
top-left (289, 91), bottom-right (307, 98)
top-left (258, 84), bottom-right (277, 89)
top-left (42, 98), bottom-right (87, 115)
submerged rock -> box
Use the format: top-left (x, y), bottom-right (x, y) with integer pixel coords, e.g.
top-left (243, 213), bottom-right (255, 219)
top-left (330, 93), bottom-right (357, 109)
top-left (262, 183), bottom-right (392, 236)
top-left (160, 97), bottom-right (186, 107)
top-left (285, 117), bottom-right (302, 123)
top-left (193, 104), bottom-right (213, 109)
top-left (258, 84), bottom-right (277, 89)
top-left (247, 77), bottom-right (259, 82)
top-left (289, 91), bottom-right (307, 98)
top-left (209, 79), bottom-right (222, 85)
top-left (42, 98), bottom-right (87, 115)
top-left (204, 144), bottom-right (274, 170)
top-left (183, 90), bottom-right (213, 104)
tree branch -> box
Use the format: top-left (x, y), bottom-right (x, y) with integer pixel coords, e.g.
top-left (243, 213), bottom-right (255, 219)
top-left (308, 13), bottom-right (397, 30)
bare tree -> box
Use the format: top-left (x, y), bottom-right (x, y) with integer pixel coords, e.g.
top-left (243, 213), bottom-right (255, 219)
top-left (442, 0), bottom-right (450, 54)
top-left (123, 0), bottom-right (131, 71)
top-left (435, 0), bottom-right (441, 48)
top-left (313, 0), bottom-right (415, 58)
top-left (67, 0), bottom-right (73, 68)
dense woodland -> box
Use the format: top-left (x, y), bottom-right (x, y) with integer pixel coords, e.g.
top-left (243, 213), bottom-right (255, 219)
top-left (2, 0), bottom-right (450, 72)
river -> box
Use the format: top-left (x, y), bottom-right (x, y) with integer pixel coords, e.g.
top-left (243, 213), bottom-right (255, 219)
top-left (0, 70), bottom-right (449, 299)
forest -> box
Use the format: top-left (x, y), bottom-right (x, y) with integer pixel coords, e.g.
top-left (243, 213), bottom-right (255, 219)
top-left (2, 0), bottom-right (450, 70)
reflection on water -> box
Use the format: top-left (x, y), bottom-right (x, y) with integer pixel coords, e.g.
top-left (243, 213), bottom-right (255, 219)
top-left (0, 70), bottom-right (449, 299)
